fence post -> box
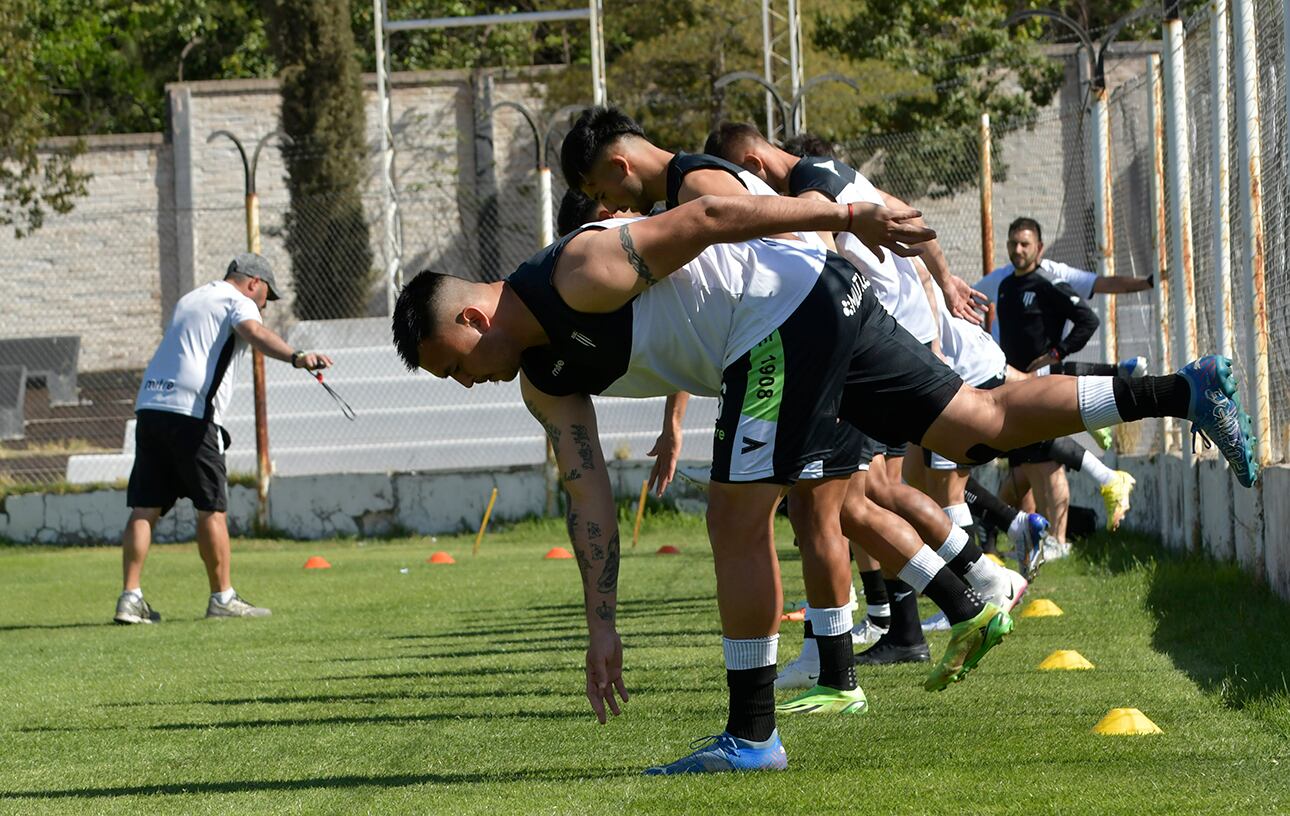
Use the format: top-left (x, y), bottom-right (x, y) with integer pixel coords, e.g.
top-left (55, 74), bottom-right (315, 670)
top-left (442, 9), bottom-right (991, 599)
top-left (1163, 11), bottom-right (1201, 551)
top-left (1233, 0), bottom-right (1273, 467)
top-left (978, 113), bottom-right (993, 281)
top-left (1148, 54), bottom-right (1174, 547)
top-left (1211, 0), bottom-right (1235, 361)
top-left (1092, 84), bottom-right (1117, 368)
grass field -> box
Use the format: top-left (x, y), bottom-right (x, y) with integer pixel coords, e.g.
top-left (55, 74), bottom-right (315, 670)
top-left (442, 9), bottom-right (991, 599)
top-left (2, 512), bottom-right (1288, 815)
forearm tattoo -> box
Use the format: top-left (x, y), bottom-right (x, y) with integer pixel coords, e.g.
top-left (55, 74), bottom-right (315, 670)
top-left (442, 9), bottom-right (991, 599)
top-left (524, 398), bottom-right (561, 457)
top-left (595, 601), bottom-right (615, 623)
top-left (596, 532), bottom-right (620, 594)
top-left (571, 424), bottom-right (596, 472)
top-left (619, 224), bottom-right (656, 287)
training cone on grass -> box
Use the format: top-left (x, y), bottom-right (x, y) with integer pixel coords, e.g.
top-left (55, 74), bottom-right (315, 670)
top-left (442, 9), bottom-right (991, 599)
top-left (428, 551), bottom-right (455, 565)
top-left (780, 608), bottom-right (806, 622)
top-left (656, 545), bottom-right (680, 555)
top-left (1039, 649), bottom-right (1095, 670)
top-left (545, 547), bottom-right (574, 560)
top-left (303, 556), bottom-right (331, 569)
top-left (1021, 598), bottom-right (1064, 618)
top-left (1093, 708), bottom-right (1162, 735)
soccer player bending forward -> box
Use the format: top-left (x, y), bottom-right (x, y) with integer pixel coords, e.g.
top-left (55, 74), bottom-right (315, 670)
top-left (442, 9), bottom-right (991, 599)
top-left (392, 193), bottom-right (1256, 775)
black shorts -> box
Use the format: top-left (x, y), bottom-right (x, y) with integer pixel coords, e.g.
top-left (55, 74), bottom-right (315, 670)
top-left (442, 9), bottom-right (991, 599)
top-left (836, 283), bottom-right (964, 448)
top-left (1007, 440), bottom-right (1056, 466)
top-left (712, 255), bottom-right (864, 483)
top-left (126, 409), bottom-right (228, 514)
top-left (813, 422), bottom-right (878, 478)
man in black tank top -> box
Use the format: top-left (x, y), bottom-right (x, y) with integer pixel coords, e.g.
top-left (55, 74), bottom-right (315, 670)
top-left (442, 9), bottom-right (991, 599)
top-left (391, 190), bottom-right (1257, 775)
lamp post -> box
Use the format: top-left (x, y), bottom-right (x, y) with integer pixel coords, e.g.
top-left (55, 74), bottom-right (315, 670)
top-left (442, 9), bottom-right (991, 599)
top-left (207, 128), bottom-right (287, 533)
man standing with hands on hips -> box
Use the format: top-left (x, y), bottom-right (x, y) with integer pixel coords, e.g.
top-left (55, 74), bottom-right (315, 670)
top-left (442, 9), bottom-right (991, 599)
top-left (114, 253), bottom-right (333, 624)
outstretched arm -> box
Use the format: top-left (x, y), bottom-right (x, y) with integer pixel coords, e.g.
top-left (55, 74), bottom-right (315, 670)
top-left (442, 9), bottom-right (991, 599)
top-left (557, 194), bottom-right (934, 313)
top-left (1091, 275), bottom-right (1153, 295)
top-left (520, 374), bottom-right (628, 724)
top-left (878, 188), bottom-right (986, 325)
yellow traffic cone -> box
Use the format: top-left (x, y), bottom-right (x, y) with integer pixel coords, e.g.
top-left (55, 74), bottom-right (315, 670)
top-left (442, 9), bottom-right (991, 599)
top-left (1021, 598), bottom-right (1064, 618)
top-left (1093, 708), bottom-right (1162, 735)
top-left (1038, 649), bottom-right (1094, 670)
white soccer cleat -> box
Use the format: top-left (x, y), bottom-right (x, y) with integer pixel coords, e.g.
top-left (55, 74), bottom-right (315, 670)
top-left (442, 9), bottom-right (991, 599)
top-left (774, 649), bottom-right (821, 690)
top-left (850, 618), bottom-right (888, 646)
top-left (974, 566), bottom-right (1028, 614)
top-left (1041, 536), bottom-right (1071, 562)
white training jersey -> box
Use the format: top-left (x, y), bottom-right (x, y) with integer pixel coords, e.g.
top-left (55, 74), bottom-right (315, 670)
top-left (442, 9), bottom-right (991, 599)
top-left (787, 157), bottom-right (938, 343)
top-left (975, 258), bottom-right (1097, 343)
top-left (135, 280), bottom-right (262, 426)
top-left (510, 218), bottom-right (824, 400)
top-left (932, 283), bottom-right (1007, 386)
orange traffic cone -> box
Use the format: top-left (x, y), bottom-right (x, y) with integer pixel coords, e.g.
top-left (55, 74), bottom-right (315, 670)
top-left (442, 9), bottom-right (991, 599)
top-left (303, 556), bottom-right (331, 569)
top-left (428, 551), bottom-right (455, 564)
top-left (544, 547), bottom-right (574, 560)
top-left (656, 545), bottom-right (681, 555)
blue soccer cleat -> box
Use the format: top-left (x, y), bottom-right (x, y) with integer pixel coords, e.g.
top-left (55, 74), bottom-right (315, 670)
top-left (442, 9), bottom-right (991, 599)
top-left (1012, 513), bottom-right (1049, 581)
top-left (643, 731), bottom-right (788, 775)
top-left (1178, 356), bottom-right (1259, 487)
top-left (1118, 356), bottom-right (1149, 378)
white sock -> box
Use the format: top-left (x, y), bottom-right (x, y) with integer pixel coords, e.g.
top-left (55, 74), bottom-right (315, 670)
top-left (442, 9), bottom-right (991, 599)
top-left (806, 605), bottom-right (853, 637)
top-left (964, 554), bottom-right (1003, 591)
top-left (942, 503), bottom-right (973, 528)
top-left (897, 545), bottom-right (946, 593)
top-left (213, 588), bottom-right (236, 604)
top-left (1077, 376), bottom-right (1123, 432)
top-left (1008, 512), bottom-right (1029, 540)
top-left (1081, 450), bottom-right (1116, 486)
top-left (866, 603), bottom-right (891, 619)
top-left (123, 588), bottom-right (143, 601)
top-left (722, 635), bottom-right (779, 670)
top-left (935, 525), bottom-right (969, 563)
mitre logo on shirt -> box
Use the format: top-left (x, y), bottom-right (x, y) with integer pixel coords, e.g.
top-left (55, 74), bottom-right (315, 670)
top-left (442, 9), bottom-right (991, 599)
top-left (1022, 291), bottom-right (1037, 308)
top-left (570, 331), bottom-right (596, 348)
top-left (551, 359), bottom-right (565, 377)
top-left (812, 159), bottom-right (841, 177)
top-left (143, 378), bottom-right (176, 392)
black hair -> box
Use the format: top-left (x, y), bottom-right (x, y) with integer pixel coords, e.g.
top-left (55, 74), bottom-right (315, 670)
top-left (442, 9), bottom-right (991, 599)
top-left (703, 121), bottom-right (767, 161)
top-left (557, 189), bottom-right (603, 237)
top-left (559, 106), bottom-right (646, 188)
top-left (391, 270), bottom-right (460, 371)
top-left (1008, 216), bottom-right (1043, 243)
top-left (782, 132), bottom-right (835, 159)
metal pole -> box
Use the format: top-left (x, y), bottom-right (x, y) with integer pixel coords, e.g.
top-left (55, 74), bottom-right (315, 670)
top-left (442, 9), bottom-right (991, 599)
top-left (1092, 85), bottom-right (1118, 367)
top-left (589, 0), bottom-right (606, 106)
top-left (1211, 0), bottom-right (1234, 360)
top-left (375, 0), bottom-right (401, 315)
top-left (1148, 54), bottom-right (1174, 546)
top-left (762, 0), bottom-right (775, 138)
top-left (979, 113), bottom-right (994, 280)
top-left (787, 0), bottom-right (803, 132)
top-left (1163, 10), bottom-right (1199, 551)
top-left (1233, 0), bottom-right (1273, 465)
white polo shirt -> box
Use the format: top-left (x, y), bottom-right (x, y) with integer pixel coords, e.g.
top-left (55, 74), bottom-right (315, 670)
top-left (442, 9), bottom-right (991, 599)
top-left (135, 280), bottom-right (262, 427)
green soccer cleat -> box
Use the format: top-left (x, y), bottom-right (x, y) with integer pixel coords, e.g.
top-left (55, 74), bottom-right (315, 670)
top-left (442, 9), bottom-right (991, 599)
top-left (1090, 426), bottom-right (1113, 450)
top-left (1100, 470), bottom-right (1136, 531)
top-left (776, 684), bottom-right (868, 715)
top-left (924, 603), bottom-right (1013, 692)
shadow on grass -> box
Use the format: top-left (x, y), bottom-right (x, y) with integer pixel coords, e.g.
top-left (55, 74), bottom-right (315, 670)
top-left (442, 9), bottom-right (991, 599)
top-left (0, 766), bottom-right (639, 800)
top-left (0, 622), bottom-right (115, 633)
top-left (1079, 529), bottom-right (1290, 715)
top-left (20, 708), bottom-right (597, 734)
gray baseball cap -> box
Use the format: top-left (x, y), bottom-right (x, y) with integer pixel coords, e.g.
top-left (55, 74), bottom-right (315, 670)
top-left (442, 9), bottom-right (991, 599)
top-left (227, 252), bottom-right (282, 301)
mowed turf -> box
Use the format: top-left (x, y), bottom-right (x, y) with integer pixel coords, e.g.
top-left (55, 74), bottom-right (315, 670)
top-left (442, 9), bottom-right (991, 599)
top-left (1, 513), bottom-right (1288, 815)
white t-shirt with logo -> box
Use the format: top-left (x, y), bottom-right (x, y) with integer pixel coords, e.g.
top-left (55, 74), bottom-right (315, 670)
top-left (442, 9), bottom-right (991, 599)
top-left (135, 280), bottom-right (262, 427)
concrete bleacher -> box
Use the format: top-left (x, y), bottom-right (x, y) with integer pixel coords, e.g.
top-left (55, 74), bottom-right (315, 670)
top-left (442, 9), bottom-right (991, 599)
top-left (66, 318), bottom-right (718, 483)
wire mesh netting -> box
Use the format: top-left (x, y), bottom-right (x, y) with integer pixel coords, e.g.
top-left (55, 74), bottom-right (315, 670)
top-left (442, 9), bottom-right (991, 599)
top-left (3, 17), bottom-right (1289, 491)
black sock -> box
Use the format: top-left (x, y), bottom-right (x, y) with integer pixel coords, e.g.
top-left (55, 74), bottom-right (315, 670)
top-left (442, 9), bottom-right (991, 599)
top-left (921, 567), bottom-right (986, 625)
top-left (944, 538), bottom-right (985, 579)
top-left (1049, 436), bottom-right (1086, 470)
top-left (816, 632), bottom-right (857, 690)
top-left (802, 620), bottom-right (815, 640)
top-left (1056, 361), bottom-right (1118, 376)
top-left (883, 578), bottom-right (926, 646)
top-left (965, 476), bottom-right (1020, 531)
top-left (726, 666), bottom-right (777, 742)
top-left (859, 569), bottom-right (891, 627)
top-left (966, 521), bottom-right (995, 554)
top-left (1112, 374), bottom-right (1191, 421)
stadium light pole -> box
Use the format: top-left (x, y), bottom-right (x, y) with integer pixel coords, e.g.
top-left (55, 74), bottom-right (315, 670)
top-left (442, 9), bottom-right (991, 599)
top-left (207, 128), bottom-right (288, 533)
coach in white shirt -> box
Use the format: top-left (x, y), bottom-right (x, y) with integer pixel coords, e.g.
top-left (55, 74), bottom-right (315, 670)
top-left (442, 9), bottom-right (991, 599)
top-left (113, 253), bottom-right (333, 625)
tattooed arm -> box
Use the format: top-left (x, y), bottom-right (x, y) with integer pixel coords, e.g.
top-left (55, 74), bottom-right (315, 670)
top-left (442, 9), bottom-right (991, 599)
top-left (520, 372), bottom-right (629, 724)
top-left (554, 194), bottom-right (935, 313)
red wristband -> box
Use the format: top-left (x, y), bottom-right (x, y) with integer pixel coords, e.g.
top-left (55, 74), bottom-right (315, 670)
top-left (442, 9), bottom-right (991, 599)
top-left (845, 202), bottom-right (854, 234)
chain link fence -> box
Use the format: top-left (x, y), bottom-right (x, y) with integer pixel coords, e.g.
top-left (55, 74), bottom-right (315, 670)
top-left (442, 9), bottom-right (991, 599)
top-left (4, 15), bottom-right (1289, 494)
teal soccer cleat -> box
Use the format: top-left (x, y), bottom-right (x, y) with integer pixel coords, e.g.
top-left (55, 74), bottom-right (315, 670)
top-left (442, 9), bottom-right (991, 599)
top-left (1178, 356), bottom-right (1259, 487)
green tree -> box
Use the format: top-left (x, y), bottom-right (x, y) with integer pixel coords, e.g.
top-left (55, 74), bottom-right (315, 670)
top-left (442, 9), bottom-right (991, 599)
top-left (0, 0), bottom-right (90, 237)
top-left (812, 0), bottom-right (1063, 199)
top-left (262, 0), bottom-right (374, 319)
